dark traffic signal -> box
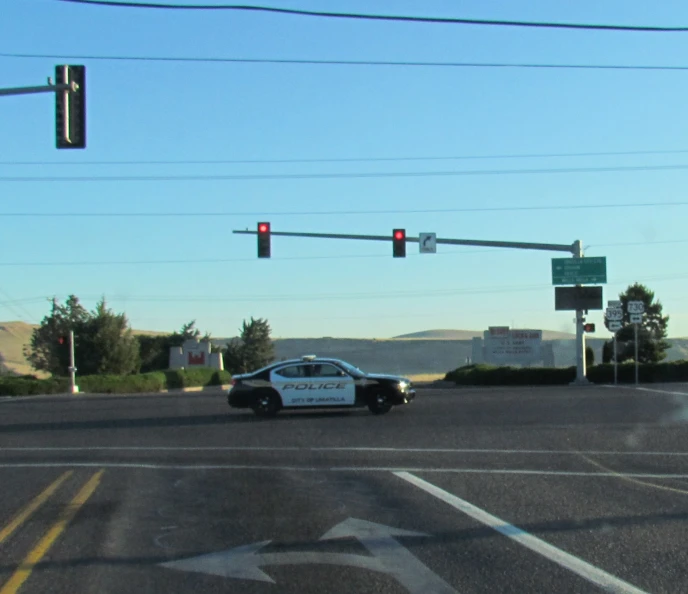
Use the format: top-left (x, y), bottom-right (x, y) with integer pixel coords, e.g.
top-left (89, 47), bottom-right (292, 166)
top-left (257, 222), bottom-right (271, 258)
top-left (584, 323), bottom-right (596, 333)
top-left (55, 65), bottom-right (86, 149)
top-left (393, 229), bottom-right (406, 258)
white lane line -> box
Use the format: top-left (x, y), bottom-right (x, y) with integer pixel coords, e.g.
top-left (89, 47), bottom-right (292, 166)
top-left (636, 386), bottom-right (688, 396)
top-left (601, 385), bottom-right (688, 396)
top-left (3, 446), bottom-right (688, 456)
top-left (0, 462), bottom-right (687, 479)
top-left (394, 471), bottom-right (649, 594)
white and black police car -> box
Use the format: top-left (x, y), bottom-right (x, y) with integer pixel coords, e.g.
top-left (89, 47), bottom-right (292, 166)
top-left (228, 355), bottom-right (415, 417)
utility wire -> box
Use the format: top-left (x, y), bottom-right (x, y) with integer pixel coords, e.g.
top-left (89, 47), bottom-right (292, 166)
top-left (3, 51), bottom-right (688, 72)
top-left (3, 148), bottom-right (688, 167)
top-left (0, 202), bottom-right (686, 217)
top-left (58, 0), bottom-right (688, 33)
top-left (0, 239), bottom-right (684, 268)
top-left (38, 272), bottom-right (688, 304)
top-left (7, 164), bottom-right (688, 182)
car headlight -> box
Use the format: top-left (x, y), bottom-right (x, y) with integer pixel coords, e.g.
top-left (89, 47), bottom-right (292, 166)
top-left (397, 381), bottom-right (409, 391)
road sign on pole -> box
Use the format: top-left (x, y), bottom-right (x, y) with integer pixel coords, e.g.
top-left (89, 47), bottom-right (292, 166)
top-left (552, 256), bottom-right (607, 285)
top-left (630, 313), bottom-right (643, 324)
top-left (418, 233), bottom-right (437, 254)
top-left (606, 307), bottom-right (623, 321)
top-left (608, 321), bottom-right (622, 332)
top-left (628, 301), bottom-right (645, 314)
top-left (608, 300), bottom-right (622, 308)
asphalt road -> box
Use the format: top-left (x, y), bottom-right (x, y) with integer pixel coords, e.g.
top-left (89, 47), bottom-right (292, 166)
top-left (1, 384), bottom-right (688, 593)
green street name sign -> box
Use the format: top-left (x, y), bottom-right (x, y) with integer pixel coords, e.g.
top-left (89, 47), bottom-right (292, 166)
top-left (551, 256), bottom-right (607, 285)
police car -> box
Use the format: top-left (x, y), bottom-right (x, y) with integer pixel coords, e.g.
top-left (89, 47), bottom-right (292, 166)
top-left (227, 355), bottom-right (415, 417)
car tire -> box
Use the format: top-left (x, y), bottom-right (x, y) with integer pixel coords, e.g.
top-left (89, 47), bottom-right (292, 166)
top-left (251, 389), bottom-right (281, 418)
top-left (368, 390), bottom-right (392, 415)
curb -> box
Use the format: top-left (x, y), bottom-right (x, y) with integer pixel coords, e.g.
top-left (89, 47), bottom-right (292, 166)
top-left (161, 384), bottom-right (231, 394)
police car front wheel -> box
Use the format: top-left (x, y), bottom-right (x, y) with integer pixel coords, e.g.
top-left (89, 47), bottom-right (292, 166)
top-left (368, 390), bottom-right (392, 415)
top-left (251, 389), bottom-right (281, 418)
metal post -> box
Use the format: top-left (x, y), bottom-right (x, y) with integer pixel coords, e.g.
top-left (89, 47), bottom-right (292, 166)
top-left (68, 330), bottom-right (78, 394)
top-left (634, 323), bottom-right (639, 386)
top-left (613, 334), bottom-right (618, 385)
top-left (0, 81), bottom-right (74, 98)
top-left (571, 240), bottom-right (589, 385)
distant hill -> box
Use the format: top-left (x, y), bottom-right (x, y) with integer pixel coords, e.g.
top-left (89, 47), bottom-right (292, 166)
top-left (394, 329), bottom-right (576, 341)
top-left (1, 321), bottom-right (686, 377)
top-left (393, 329), bottom-right (482, 340)
top-left (0, 321), bottom-right (165, 377)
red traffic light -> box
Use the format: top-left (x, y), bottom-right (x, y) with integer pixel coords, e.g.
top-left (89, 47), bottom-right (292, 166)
top-left (584, 323), bottom-right (596, 333)
top-left (58, 336), bottom-right (66, 345)
top-left (392, 228), bottom-right (406, 258)
top-left (257, 222), bottom-right (271, 258)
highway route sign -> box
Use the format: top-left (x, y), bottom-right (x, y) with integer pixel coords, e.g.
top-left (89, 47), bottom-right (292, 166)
top-left (628, 301), bottom-right (645, 314)
top-left (419, 232), bottom-right (437, 254)
top-left (606, 308), bottom-right (623, 321)
top-left (552, 257), bottom-right (607, 285)
top-left (630, 313), bottom-right (643, 324)
top-left (608, 300), bottom-right (622, 308)
top-left (609, 321), bottom-right (623, 332)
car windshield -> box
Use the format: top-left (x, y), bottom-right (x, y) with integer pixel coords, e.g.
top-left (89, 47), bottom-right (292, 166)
top-left (337, 360), bottom-right (366, 376)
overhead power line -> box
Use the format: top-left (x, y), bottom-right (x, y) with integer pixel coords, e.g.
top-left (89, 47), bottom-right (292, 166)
top-left (6, 164), bottom-right (688, 182)
top-left (58, 0), bottom-right (688, 33)
top-left (4, 51), bottom-right (688, 72)
top-left (37, 271), bottom-right (688, 304)
top-left (3, 148), bottom-right (688, 167)
top-left (0, 239), bottom-right (683, 268)
top-left (0, 201), bottom-right (686, 217)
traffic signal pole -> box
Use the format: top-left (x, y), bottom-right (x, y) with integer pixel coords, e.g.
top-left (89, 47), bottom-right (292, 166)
top-left (68, 330), bottom-right (79, 394)
top-left (571, 240), bottom-right (589, 385)
top-left (0, 79), bottom-right (76, 98)
top-left (1, 65), bottom-right (86, 149)
top-left (234, 228), bottom-right (591, 383)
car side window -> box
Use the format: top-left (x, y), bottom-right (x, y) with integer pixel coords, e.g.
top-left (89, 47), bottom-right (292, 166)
top-left (275, 365), bottom-right (307, 378)
top-left (311, 364), bottom-right (346, 378)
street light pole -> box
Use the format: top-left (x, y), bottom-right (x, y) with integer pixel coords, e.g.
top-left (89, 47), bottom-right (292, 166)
top-left (68, 330), bottom-right (79, 394)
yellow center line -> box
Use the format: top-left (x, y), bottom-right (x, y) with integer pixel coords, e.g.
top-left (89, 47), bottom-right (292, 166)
top-left (0, 470), bottom-right (105, 594)
top-left (0, 471), bottom-right (73, 546)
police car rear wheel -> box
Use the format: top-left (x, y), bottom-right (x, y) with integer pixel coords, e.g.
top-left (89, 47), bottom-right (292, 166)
top-left (252, 389), bottom-right (281, 418)
top-left (368, 390), bottom-right (392, 415)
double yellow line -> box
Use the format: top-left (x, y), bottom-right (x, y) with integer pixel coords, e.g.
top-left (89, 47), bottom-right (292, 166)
top-left (0, 469), bottom-right (104, 594)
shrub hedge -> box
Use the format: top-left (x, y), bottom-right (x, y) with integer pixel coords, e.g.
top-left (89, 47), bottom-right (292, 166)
top-left (445, 361), bottom-right (688, 386)
top-left (0, 367), bottom-right (232, 396)
top-left (0, 377), bottom-right (70, 396)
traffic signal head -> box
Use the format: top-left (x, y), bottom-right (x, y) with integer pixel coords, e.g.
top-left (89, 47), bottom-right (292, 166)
top-left (257, 222), bottom-right (271, 258)
top-left (584, 323), bottom-right (596, 333)
top-left (58, 336), bottom-right (66, 345)
top-left (393, 229), bottom-right (406, 258)
top-left (55, 65), bottom-right (86, 149)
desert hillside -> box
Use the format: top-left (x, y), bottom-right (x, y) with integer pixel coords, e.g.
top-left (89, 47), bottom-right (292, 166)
top-left (2, 321), bottom-right (686, 377)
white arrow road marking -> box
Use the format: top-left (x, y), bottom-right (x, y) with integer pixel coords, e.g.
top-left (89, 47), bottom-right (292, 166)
top-left (395, 472), bottom-right (649, 594)
top-left (160, 517), bottom-right (458, 593)
top-left (160, 540), bottom-right (387, 584)
top-left (321, 518), bottom-right (458, 594)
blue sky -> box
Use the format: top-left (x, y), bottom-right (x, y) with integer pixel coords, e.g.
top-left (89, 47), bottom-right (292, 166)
top-left (1, 0), bottom-right (688, 339)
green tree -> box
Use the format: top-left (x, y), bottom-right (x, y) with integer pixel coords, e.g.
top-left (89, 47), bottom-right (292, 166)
top-left (76, 299), bottom-right (140, 375)
top-left (223, 317), bottom-right (274, 374)
top-left (24, 296), bottom-right (89, 376)
top-left (602, 282), bottom-right (670, 364)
